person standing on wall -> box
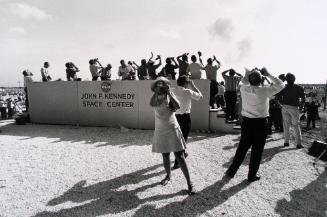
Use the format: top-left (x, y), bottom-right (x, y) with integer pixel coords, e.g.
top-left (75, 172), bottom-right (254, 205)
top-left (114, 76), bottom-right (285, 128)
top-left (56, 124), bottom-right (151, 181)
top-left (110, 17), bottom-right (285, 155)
top-left (204, 56), bottom-right (221, 109)
top-left (150, 77), bottom-right (195, 195)
top-left (215, 81), bottom-right (225, 109)
top-left (65, 62), bottom-right (80, 81)
top-left (177, 53), bottom-right (189, 77)
top-left (23, 70), bottom-right (33, 111)
top-left (222, 69), bottom-right (243, 122)
top-left (164, 57), bottom-right (178, 80)
top-left (187, 52), bottom-right (205, 80)
top-left (171, 76), bottom-right (203, 169)
top-left (41, 62), bottom-right (51, 82)
top-left (226, 68), bottom-right (284, 182)
top-left (278, 73), bottom-right (305, 148)
top-left (147, 53), bottom-right (162, 80)
top-left (100, 64), bottom-right (112, 81)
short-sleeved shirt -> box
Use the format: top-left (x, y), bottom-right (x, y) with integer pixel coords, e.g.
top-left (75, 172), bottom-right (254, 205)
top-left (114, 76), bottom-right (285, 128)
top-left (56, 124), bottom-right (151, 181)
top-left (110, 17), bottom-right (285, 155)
top-left (278, 84), bottom-right (305, 107)
top-left (223, 75), bottom-right (242, 92)
top-left (187, 62), bottom-right (203, 79)
top-left (41, 67), bottom-right (50, 81)
top-left (204, 65), bottom-right (218, 81)
top-left (118, 65), bottom-right (132, 80)
top-left (178, 60), bottom-right (189, 77)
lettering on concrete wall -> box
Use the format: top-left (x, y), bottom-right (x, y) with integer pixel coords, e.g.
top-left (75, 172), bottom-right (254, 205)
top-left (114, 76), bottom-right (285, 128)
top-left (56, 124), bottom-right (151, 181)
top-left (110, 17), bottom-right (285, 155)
top-left (81, 93), bottom-right (135, 108)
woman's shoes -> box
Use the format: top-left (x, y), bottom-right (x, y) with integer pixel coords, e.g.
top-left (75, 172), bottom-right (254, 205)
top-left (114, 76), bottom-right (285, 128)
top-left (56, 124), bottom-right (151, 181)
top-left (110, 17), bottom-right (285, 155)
top-left (188, 183), bottom-right (196, 195)
top-left (160, 176), bottom-right (171, 186)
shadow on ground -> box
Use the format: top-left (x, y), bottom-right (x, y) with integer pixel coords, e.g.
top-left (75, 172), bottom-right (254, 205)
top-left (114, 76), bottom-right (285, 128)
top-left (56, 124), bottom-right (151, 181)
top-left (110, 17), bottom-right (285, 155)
top-left (275, 170), bottom-right (327, 217)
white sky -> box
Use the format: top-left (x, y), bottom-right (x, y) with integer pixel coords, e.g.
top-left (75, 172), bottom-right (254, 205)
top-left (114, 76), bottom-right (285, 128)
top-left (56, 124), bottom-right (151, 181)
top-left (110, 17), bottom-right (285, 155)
top-left (0, 0), bottom-right (326, 86)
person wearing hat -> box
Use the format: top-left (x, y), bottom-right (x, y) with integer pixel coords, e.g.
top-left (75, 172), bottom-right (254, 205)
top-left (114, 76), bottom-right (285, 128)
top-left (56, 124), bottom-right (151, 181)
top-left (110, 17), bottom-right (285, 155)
top-left (150, 77), bottom-right (195, 195)
top-left (226, 68), bottom-right (284, 182)
top-left (171, 75), bottom-right (203, 169)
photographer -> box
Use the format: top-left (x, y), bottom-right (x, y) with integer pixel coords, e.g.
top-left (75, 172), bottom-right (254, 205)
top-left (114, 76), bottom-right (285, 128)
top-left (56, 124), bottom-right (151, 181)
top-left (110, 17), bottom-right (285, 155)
top-left (100, 64), bottom-right (112, 81)
top-left (187, 52), bottom-right (205, 79)
top-left (41, 62), bottom-right (51, 82)
top-left (65, 62), bottom-right (80, 81)
top-left (147, 53), bottom-right (162, 80)
top-left (127, 61), bottom-right (137, 80)
top-left (226, 68), bottom-right (284, 182)
top-left (164, 57), bottom-right (178, 80)
top-left (89, 58), bottom-right (102, 81)
top-left (133, 59), bottom-right (148, 80)
top-left (204, 56), bottom-right (221, 109)
top-left (150, 77), bottom-right (195, 195)
top-left (177, 53), bottom-right (189, 77)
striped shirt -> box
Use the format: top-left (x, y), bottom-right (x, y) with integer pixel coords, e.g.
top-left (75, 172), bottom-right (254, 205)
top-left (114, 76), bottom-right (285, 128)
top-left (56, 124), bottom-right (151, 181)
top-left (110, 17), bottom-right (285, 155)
top-left (223, 75), bottom-right (242, 92)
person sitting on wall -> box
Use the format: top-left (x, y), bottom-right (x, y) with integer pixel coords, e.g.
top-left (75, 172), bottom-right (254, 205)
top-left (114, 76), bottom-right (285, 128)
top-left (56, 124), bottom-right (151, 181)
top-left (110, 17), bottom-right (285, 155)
top-left (133, 59), bottom-right (149, 80)
top-left (222, 68), bottom-right (243, 122)
top-left (118, 59), bottom-right (133, 80)
top-left (100, 64), bottom-right (112, 81)
top-left (41, 62), bottom-right (51, 82)
top-left (164, 57), bottom-right (179, 80)
top-left (127, 61), bottom-right (137, 80)
top-left (89, 58), bottom-right (102, 81)
top-left (148, 53), bottom-right (162, 80)
top-left (65, 62), bottom-right (80, 81)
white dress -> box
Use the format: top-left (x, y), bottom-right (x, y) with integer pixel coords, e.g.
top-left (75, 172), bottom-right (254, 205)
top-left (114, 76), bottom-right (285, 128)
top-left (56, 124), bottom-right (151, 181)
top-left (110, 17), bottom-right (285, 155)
top-left (152, 98), bottom-right (186, 153)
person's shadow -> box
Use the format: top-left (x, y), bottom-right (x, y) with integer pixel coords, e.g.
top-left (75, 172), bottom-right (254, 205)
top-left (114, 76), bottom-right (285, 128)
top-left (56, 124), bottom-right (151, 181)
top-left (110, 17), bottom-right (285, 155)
top-left (33, 164), bottom-right (184, 217)
top-left (275, 170), bottom-right (327, 217)
top-left (133, 177), bottom-right (250, 217)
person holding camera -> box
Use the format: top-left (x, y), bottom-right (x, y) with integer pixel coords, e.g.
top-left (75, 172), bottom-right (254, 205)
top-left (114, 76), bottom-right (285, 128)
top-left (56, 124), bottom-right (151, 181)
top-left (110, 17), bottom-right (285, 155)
top-left (147, 52), bottom-right (162, 80)
top-left (132, 59), bottom-right (148, 80)
top-left (150, 77), bottom-right (195, 195)
top-left (41, 62), bottom-right (51, 82)
top-left (222, 68), bottom-right (243, 121)
top-left (171, 75), bottom-right (203, 169)
top-left (89, 59), bottom-right (102, 81)
top-left (187, 52), bottom-right (205, 79)
top-left (204, 56), bottom-right (221, 109)
top-left (226, 68), bottom-right (284, 182)
top-left (164, 57), bottom-right (178, 80)
top-left (99, 64), bottom-right (112, 81)
top-left (177, 53), bottom-right (189, 77)
top-left (65, 62), bottom-right (80, 81)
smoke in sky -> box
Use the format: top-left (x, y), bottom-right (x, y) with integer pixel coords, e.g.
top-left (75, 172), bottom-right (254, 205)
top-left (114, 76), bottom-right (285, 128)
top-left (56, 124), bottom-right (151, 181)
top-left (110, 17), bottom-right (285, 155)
top-left (208, 18), bottom-right (233, 40)
top-left (237, 38), bottom-right (252, 60)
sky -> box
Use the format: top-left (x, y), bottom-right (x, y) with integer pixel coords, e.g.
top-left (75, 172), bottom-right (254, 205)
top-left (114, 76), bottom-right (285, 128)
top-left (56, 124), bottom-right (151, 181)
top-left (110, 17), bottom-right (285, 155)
top-left (0, 0), bottom-right (326, 86)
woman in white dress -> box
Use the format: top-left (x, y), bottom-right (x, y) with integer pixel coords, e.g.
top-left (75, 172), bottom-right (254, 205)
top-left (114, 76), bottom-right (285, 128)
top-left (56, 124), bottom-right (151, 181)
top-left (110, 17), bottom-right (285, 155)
top-left (150, 77), bottom-right (195, 195)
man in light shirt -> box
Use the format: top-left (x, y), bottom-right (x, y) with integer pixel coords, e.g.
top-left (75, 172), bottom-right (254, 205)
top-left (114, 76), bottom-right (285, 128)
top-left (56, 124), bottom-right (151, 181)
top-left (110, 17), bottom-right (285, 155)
top-left (226, 68), bottom-right (284, 182)
top-left (187, 53), bottom-right (204, 79)
top-left (41, 62), bottom-right (51, 82)
top-left (171, 75), bottom-right (203, 169)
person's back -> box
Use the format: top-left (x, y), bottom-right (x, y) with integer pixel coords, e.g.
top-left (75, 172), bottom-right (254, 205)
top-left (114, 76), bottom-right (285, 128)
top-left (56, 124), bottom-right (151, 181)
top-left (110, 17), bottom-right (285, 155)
top-left (280, 84), bottom-right (304, 107)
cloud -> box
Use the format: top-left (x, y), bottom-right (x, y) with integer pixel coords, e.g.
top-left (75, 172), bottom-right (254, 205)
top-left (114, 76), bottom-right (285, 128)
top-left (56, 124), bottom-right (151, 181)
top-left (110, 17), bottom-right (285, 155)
top-left (237, 38), bottom-right (252, 60)
top-left (158, 29), bottom-right (180, 39)
top-left (9, 3), bottom-right (52, 21)
top-left (208, 18), bottom-right (234, 40)
top-left (8, 27), bottom-right (26, 35)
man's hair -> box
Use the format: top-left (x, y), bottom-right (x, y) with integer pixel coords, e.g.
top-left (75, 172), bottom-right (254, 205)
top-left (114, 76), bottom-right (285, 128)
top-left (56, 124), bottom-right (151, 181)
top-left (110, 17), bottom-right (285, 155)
top-left (166, 58), bottom-right (171, 64)
top-left (285, 73), bottom-right (296, 84)
top-left (89, 59), bottom-right (95, 65)
top-left (248, 71), bottom-right (262, 86)
top-left (207, 58), bottom-right (212, 64)
top-left (229, 69), bottom-right (236, 76)
top-left (182, 54), bottom-right (188, 61)
top-left (191, 55), bottom-right (197, 62)
top-left (120, 59), bottom-right (125, 64)
top-left (44, 62), bottom-right (49, 66)
top-left (177, 75), bottom-right (189, 87)
top-left (141, 59), bottom-right (147, 65)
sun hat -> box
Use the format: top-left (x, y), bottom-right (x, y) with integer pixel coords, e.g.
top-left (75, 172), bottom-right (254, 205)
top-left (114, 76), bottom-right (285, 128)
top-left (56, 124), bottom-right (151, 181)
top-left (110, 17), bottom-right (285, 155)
top-left (151, 76), bottom-right (171, 92)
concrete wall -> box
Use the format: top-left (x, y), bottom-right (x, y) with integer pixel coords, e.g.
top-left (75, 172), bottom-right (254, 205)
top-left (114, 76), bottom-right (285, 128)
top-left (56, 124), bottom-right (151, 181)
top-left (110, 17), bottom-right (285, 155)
top-left (27, 80), bottom-right (210, 130)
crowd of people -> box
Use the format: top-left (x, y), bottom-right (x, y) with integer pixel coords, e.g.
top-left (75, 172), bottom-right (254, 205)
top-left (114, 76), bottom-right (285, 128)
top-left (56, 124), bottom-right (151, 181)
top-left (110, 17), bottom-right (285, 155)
top-left (0, 89), bottom-right (25, 120)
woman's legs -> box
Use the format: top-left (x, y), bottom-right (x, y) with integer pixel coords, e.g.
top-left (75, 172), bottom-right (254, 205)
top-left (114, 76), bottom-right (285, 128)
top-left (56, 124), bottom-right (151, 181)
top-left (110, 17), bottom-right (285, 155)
top-left (161, 153), bottom-right (171, 185)
top-left (174, 151), bottom-right (195, 195)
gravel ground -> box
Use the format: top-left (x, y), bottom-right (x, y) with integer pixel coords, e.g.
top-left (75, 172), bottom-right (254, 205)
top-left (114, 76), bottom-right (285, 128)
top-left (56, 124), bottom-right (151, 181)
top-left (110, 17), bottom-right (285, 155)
top-left (0, 111), bottom-right (326, 217)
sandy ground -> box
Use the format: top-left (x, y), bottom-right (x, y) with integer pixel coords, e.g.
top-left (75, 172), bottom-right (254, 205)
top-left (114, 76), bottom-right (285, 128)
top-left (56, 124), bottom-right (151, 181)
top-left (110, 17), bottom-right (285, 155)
top-left (0, 111), bottom-right (326, 217)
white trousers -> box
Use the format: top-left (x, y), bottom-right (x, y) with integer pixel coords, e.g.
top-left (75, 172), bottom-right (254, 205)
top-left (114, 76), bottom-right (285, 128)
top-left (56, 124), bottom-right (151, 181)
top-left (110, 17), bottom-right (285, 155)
top-left (282, 105), bottom-right (302, 145)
